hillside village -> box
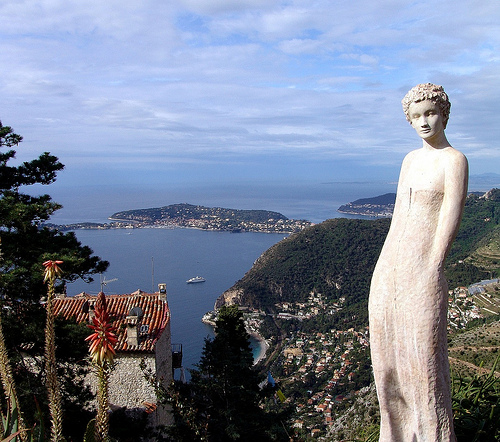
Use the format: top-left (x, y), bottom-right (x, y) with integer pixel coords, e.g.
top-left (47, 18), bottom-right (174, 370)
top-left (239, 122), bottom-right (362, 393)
top-left (204, 278), bottom-right (500, 439)
top-left (204, 189), bottom-right (500, 440)
top-left (448, 279), bottom-right (500, 329)
top-left (3, 150), bottom-right (499, 441)
top-left (199, 189), bottom-right (500, 439)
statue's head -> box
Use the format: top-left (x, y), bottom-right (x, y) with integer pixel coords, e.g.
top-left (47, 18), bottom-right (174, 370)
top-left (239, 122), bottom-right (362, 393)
top-left (402, 83), bottom-right (451, 128)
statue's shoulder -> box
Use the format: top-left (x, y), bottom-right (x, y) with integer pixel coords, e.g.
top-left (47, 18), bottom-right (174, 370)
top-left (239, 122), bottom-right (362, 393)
top-left (401, 148), bottom-right (423, 167)
top-left (443, 147), bottom-right (468, 167)
top-left (402, 148), bottom-right (420, 161)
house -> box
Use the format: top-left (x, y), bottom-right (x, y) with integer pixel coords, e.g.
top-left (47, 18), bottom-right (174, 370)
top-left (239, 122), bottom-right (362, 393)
top-left (52, 285), bottom-right (174, 427)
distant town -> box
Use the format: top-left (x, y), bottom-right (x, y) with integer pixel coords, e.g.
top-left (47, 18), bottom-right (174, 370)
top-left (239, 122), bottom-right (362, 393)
top-left (45, 203), bottom-right (312, 234)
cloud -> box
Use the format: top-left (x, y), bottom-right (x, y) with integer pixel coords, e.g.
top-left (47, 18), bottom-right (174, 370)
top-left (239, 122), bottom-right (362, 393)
top-left (1, 0), bottom-right (499, 193)
top-left (178, 0), bottom-right (279, 15)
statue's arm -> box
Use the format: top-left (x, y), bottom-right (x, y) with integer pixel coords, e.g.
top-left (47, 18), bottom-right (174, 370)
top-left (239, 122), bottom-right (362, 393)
top-left (433, 150), bottom-right (469, 266)
top-left (389, 151), bottom-right (415, 221)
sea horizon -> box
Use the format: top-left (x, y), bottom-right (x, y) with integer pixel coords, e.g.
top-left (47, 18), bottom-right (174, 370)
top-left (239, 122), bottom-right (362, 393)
top-left (44, 176), bottom-right (498, 228)
top-left (46, 180), bottom-right (399, 226)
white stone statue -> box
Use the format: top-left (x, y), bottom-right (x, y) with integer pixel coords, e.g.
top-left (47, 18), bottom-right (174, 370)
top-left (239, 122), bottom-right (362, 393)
top-left (369, 83), bottom-right (468, 441)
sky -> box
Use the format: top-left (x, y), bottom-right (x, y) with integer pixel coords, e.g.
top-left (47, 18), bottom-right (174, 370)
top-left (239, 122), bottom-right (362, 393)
top-left (1, 0), bottom-right (499, 221)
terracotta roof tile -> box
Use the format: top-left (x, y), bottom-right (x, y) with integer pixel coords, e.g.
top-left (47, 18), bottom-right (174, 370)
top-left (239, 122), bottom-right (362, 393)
top-left (53, 291), bottom-right (170, 353)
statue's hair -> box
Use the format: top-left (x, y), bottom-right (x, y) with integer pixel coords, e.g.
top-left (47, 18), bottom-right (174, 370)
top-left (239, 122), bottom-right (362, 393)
top-left (402, 83), bottom-right (451, 127)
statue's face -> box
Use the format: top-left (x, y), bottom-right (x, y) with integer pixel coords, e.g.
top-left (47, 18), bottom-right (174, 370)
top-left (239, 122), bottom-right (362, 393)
top-left (408, 99), bottom-right (445, 140)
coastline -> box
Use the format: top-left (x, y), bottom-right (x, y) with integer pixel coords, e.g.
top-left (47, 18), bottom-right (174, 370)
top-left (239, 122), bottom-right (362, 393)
top-left (53, 221), bottom-right (301, 235)
top-left (337, 209), bottom-right (392, 218)
top-left (249, 330), bottom-right (269, 365)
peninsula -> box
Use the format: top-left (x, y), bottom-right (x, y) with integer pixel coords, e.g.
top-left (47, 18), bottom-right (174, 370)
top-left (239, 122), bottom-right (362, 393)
top-left (48, 203), bottom-right (312, 234)
top-left (337, 193), bottom-right (395, 217)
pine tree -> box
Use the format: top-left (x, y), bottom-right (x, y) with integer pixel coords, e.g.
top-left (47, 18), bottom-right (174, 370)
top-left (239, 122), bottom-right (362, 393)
top-left (166, 305), bottom-right (289, 441)
top-left (0, 121), bottom-right (108, 439)
top-left (0, 121), bottom-right (108, 303)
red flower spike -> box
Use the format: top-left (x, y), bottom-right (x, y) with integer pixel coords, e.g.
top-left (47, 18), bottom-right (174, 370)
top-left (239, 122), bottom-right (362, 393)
top-left (43, 260), bottom-right (63, 283)
top-left (86, 292), bottom-right (118, 365)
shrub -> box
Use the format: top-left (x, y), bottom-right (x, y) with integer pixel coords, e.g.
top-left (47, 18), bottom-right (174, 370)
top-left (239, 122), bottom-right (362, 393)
top-left (452, 355), bottom-right (500, 441)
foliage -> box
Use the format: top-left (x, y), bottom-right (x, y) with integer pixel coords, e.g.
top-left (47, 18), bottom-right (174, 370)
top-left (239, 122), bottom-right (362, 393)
top-left (446, 190), bottom-right (500, 283)
top-left (358, 425), bottom-right (380, 442)
top-left (452, 190), bottom-right (500, 258)
top-left (445, 262), bottom-right (490, 290)
top-left (217, 191), bottom-right (500, 439)
top-left (0, 298), bottom-right (26, 441)
top-left (223, 218), bottom-right (390, 329)
top-left (1, 308), bottom-right (93, 441)
top-left (1, 394), bottom-right (21, 441)
top-left (43, 261), bottom-right (65, 442)
top-left (150, 306), bottom-right (291, 441)
top-left (221, 192), bottom-right (500, 332)
top-left (0, 393), bottom-right (46, 442)
top-left (82, 420), bottom-right (96, 442)
top-left (0, 121), bottom-right (108, 306)
top-left (108, 409), bottom-right (149, 442)
top-left (85, 293), bottom-right (118, 442)
top-left (452, 355), bottom-right (500, 441)
top-left (0, 121), bottom-right (107, 441)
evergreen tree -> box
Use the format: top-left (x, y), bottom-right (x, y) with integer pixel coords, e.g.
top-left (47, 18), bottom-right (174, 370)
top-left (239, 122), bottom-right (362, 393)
top-left (0, 121), bottom-right (108, 438)
top-left (0, 121), bottom-right (108, 303)
top-left (166, 305), bottom-right (290, 441)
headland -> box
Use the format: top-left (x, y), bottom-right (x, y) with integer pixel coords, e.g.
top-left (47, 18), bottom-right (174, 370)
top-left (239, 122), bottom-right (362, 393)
top-left (44, 203), bottom-right (312, 234)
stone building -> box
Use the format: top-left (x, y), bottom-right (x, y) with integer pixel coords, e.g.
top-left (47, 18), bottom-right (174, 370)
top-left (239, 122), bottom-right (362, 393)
top-left (52, 286), bottom-right (174, 427)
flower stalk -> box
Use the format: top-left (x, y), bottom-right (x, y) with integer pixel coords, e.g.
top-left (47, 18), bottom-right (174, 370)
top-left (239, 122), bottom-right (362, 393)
top-left (0, 237), bottom-right (27, 442)
top-left (95, 364), bottom-right (111, 441)
top-left (43, 260), bottom-right (65, 442)
top-left (85, 292), bottom-right (117, 442)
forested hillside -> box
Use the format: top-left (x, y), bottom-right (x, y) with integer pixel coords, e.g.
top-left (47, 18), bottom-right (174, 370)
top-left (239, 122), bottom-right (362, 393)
top-left (217, 218), bottom-right (390, 328)
top-left (446, 188), bottom-right (500, 287)
top-left (451, 189), bottom-right (500, 259)
top-left (217, 189), bottom-right (500, 330)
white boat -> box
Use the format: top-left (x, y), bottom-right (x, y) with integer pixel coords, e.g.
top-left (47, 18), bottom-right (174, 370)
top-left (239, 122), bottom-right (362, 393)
top-left (186, 276), bottom-right (206, 284)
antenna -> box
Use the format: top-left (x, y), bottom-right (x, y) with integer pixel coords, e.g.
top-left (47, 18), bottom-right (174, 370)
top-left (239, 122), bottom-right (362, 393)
top-left (100, 274), bottom-right (118, 292)
top-left (151, 257), bottom-right (154, 293)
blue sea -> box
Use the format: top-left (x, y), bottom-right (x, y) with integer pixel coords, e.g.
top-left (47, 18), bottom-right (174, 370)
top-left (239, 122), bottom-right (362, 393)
top-left (67, 228), bottom-right (286, 376)
top-left (60, 181), bottom-right (396, 377)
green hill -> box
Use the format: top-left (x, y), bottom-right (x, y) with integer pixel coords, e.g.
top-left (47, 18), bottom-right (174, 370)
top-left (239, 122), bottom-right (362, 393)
top-left (110, 203), bottom-right (289, 223)
top-left (446, 189), bottom-right (500, 287)
top-left (216, 217), bottom-right (389, 329)
top-left (217, 189), bottom-right (500, 321)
